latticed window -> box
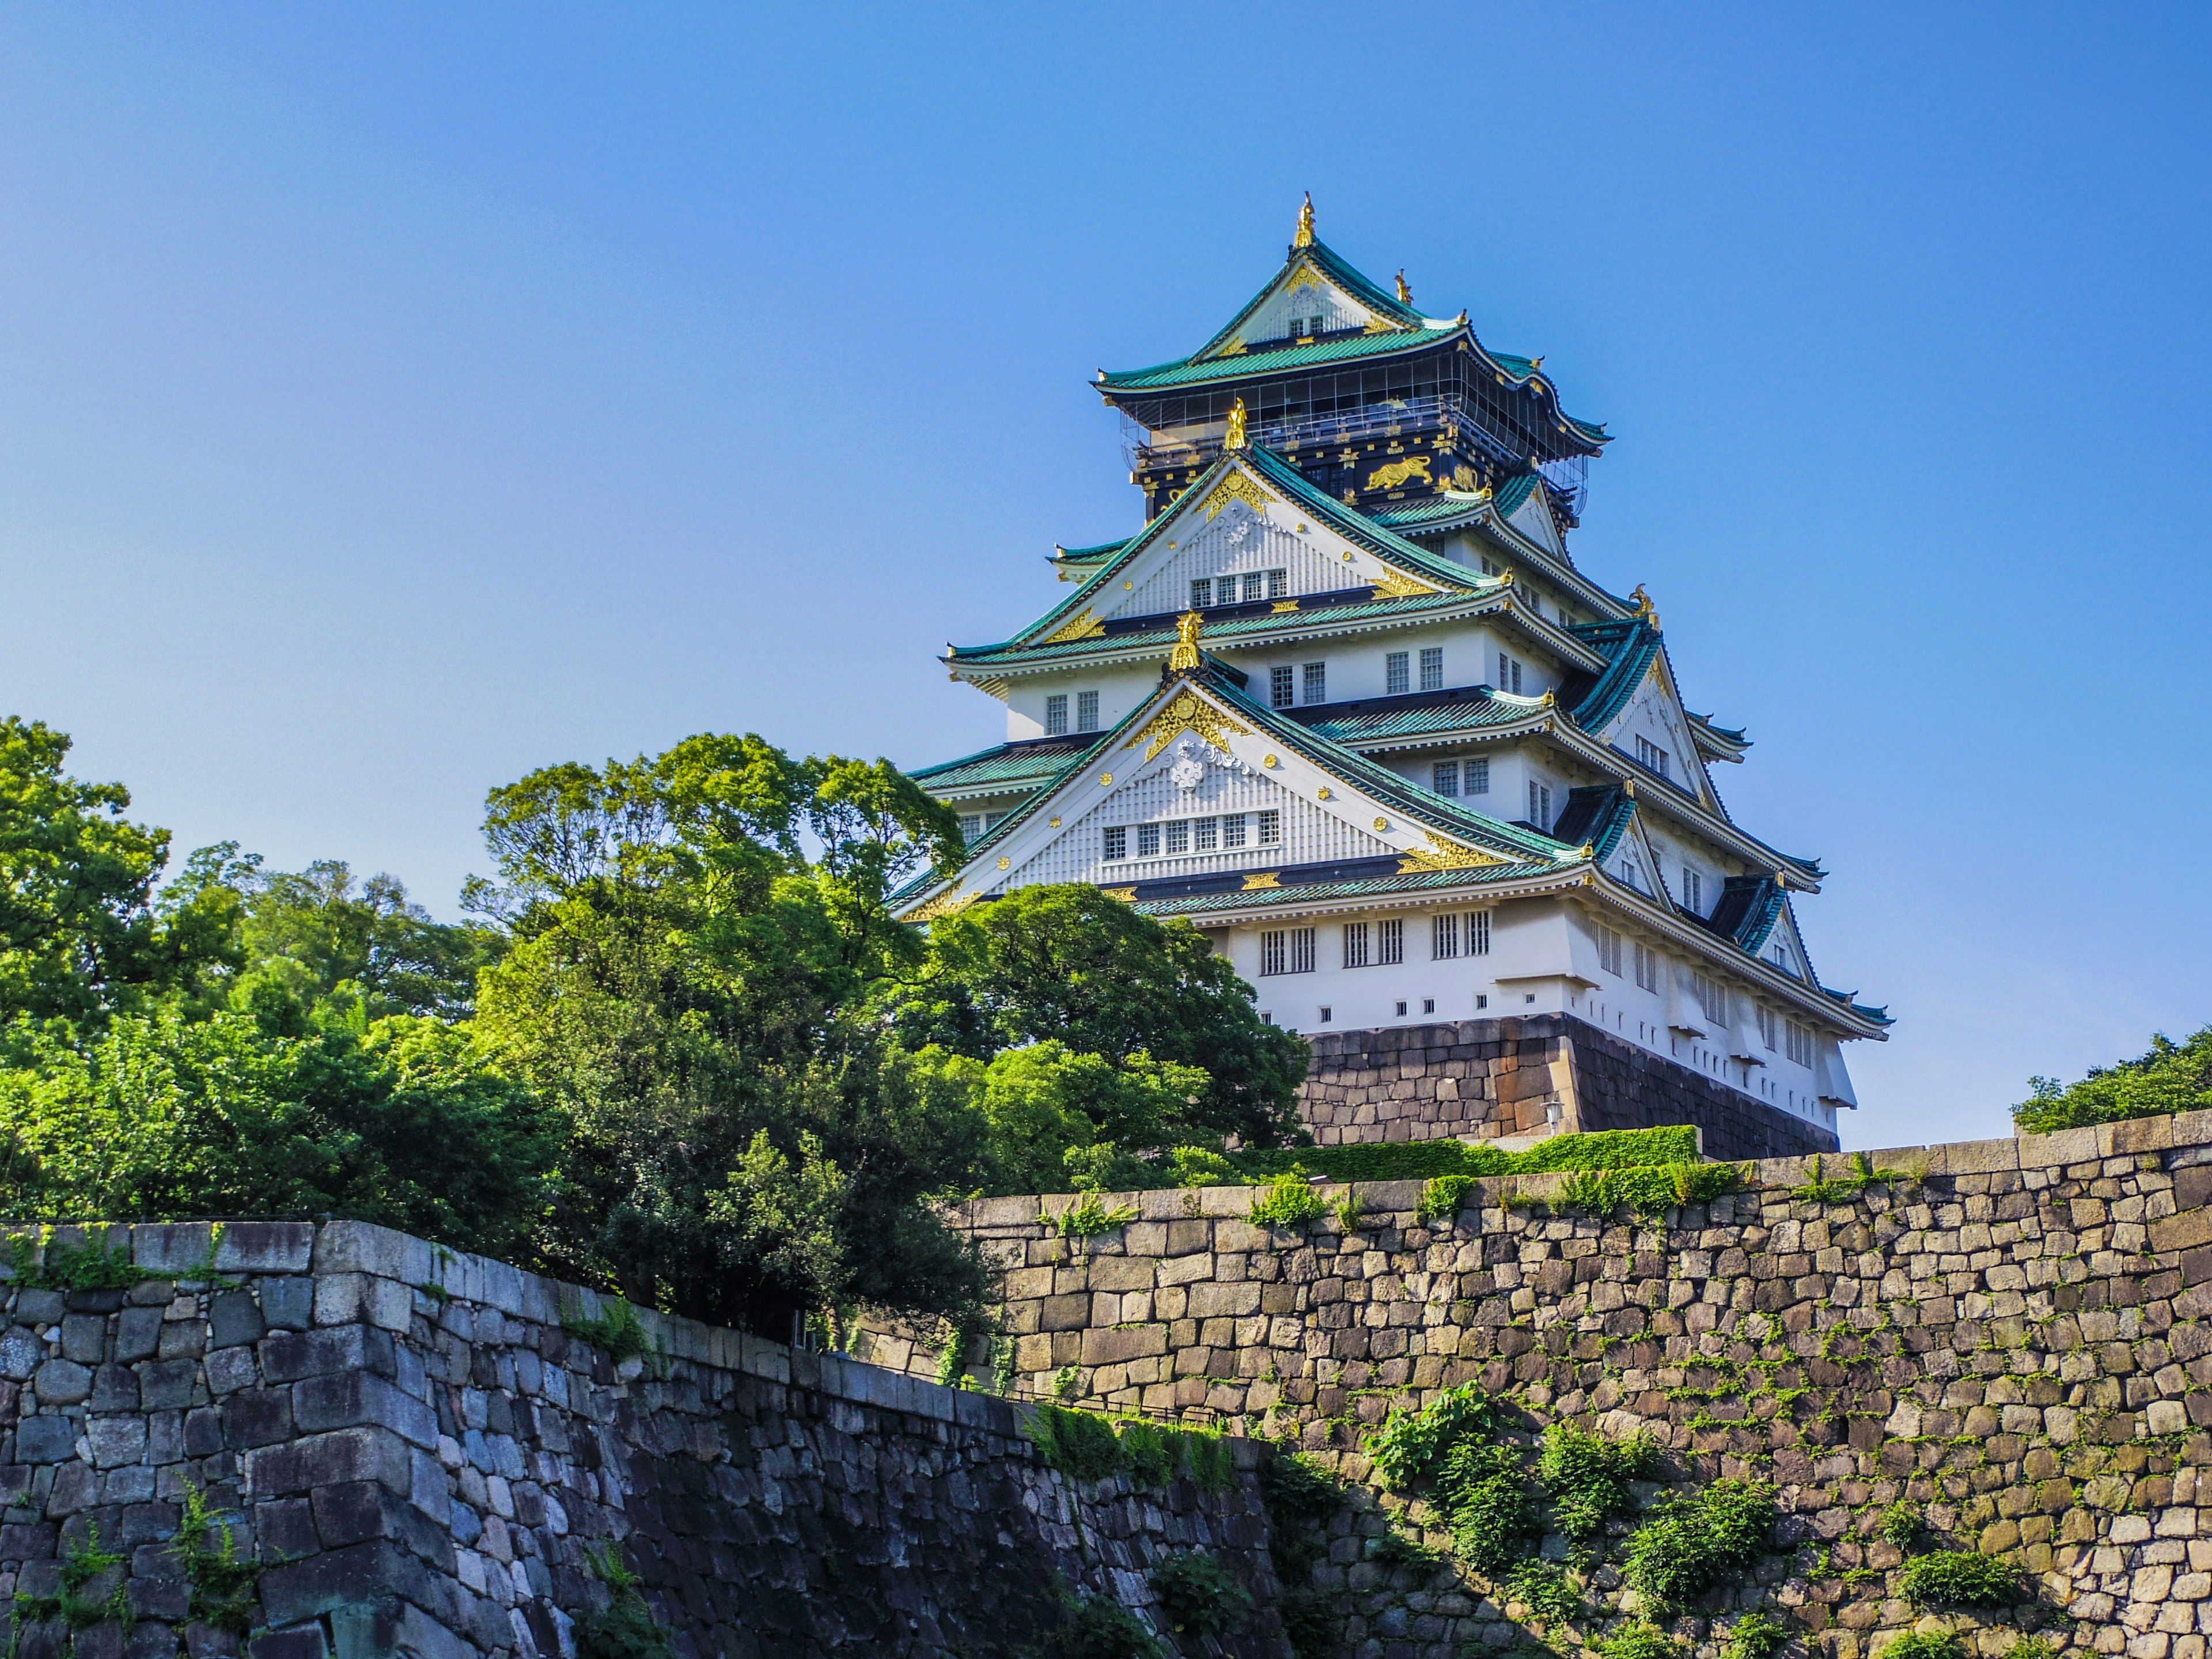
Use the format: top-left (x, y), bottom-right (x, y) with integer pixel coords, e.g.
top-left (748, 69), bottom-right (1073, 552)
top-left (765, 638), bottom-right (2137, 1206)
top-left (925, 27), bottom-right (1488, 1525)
top-left (1432, 761), bottom-right (1459, 797)
top-left (1527, 782), bottom-right (1552, 829)
top-left (1045, 695), bottom-right (1067, 736)
top-left (1786, 1020), bottom-right (1816, 1067)
top-left (1596, 924), bottom-right (1623, 977)
top-left (1222, 814), bottom-right (1247, 848)
top-left (1420, 647), bottom-right (1444, 691)
top-left (1076, 691), bottom-right (1099, 732)
top-left (1465, 757), bottom-right (1490, 796)
top-left (1498, 654), bottom-right (1524, 694)
top-left (1634, 941), bottom-right (1660, 991)
top-left (1267, 569), bottom-right (1289, 600)
top-left (1378, 918), bottom-right (1403, 964)
top-left (1385, 652), bottom-right (1410, 696)
top-left (1190, 579), bottom-right (1213, 609)
top-left (1342, 922), bottom-right (1369, 968)
top-left (1271, 666), bottom-right (1294, 709)
top-left (1165, 821), bottom-right (1189, 854)
top-left (1102, 825), bottom-right (1127, 861)
top-left (1260, 931), bottom-right (1286, 976)
top-left (1257, 810), bottom-right (1281, 845)
top-left (1287, 927), bottom-right (1316, 974)
top-left (1302, 662), bottom-right (1327, 704)
top-left (1137, 824), bottom-right (1161, 857)
top-left (1433, 912), bottom-right (1461, 960)
top-left (1470, 911), bottom-right (1490, 956)
top-left (1692, 971), bottom-right (1728, 1025)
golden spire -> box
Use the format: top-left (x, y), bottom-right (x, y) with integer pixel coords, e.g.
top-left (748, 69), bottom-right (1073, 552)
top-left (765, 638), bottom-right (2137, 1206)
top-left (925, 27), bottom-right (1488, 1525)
top-left (1224, 397), bottom-right (1248, 452)
top-left (1294, 192), bottom-right (1315, 248)
top-left (1169, 611), bottom-right (1203, 672)
top-left (1395, 268), bottom-right (1411, 305)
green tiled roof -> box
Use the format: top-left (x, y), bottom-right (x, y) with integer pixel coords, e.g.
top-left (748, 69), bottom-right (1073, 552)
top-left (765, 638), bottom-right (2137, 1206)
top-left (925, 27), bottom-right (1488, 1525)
top-left (1559, 618), bottom-right (1663, 735)
top-left (1129, 858), bottom-right (1564, 919)
top-left (1051, 539), bottom-right (1127, 562)
top-left (1365, 493), bottom-right (1496, 531)
top-left (1296, 690), bottom-right (1537, 745)
top-left (1098, 321), bottom-right (1461, 392)
top-left (907, 735), bottom-right (1104, 793)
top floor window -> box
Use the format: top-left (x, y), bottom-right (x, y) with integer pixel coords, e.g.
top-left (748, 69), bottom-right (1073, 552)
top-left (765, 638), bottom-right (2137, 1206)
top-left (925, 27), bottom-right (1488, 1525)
top-left (1635, 734), bottom-right (1671, 780)
top-left (1497, 654), bottom-right (1524, 695)
top-left (1077, 690), bottom-right (1100, 733)
top-left (1302, 662), bottom-right (1327, 704)
top-left (1267, 569), bottom-right (1289, 600)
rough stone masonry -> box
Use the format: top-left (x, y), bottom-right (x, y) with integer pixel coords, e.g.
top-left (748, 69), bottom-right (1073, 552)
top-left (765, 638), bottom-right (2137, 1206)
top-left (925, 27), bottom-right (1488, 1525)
top-left (863, 1108), bottom-right (2212, 1657)
top-left (0, 1221), bottom-right (1285, 1659)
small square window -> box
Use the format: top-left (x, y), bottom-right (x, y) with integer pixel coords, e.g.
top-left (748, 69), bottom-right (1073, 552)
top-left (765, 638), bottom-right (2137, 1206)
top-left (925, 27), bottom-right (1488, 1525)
top-left (1222, 814), bottom-right (1247, 849)
top-left (1385, 652), bottom-right (1410, 696)
top-left (1270, 665), bottom-right (1295, 709)
top-left (1475, 994), bottom-right (1488, 1010)
top-left (1318, 1006), bottom-right (1332, 1024)
top-left (1076, 690), bottom-right (1099, 732)
top-left (1257, 810), bottom-right (1281, 846)
top-left (1137, 824), bottom-right (1161, 857)
top-left (1419, 647), bottom-right (1444, 691)
top-left (1422, 998), bottom-right (1435, 1015)
top-left (1302, 661), bottom-right (1326, 704)
top-left (1432, 760), bottom-right (1459, 797)
top-left (1190, 578), bottom-right (1212, 609)
top-left (1465, 757), bottom-right (1490, 796)
top-left (1194, 817), bottom-right (1217, 851)
top-left (1395, 1001), bottom-right (1407, 1017)
top-left (1102, 825), bottom-right (1127, 861)
top-left (1243, 572), bottom-right (1264, 603)
top-left (1044, 694), bottom-right (1067, 736)
top-left (1267, 569), bottom-right (1288, 600)
top-left (1165, 820), bottom-right (1189, 854)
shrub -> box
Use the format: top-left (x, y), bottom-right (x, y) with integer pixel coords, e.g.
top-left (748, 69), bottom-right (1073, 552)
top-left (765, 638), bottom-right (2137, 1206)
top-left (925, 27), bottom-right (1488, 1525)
top-left (1149, 1552), bottom-right (1252, 1638)
top-left (1040, 1193), bottom-right (1140, 1239)
top-left (1258, 1454), bottom-right (1343, 1659)
top-left (1878, 1633), bottom-right (1965, 1659)
top-left (1365, 1384), bottom-right (1509, 1487)
top-left (1369, 1530), bottom-right (1444, 1574)
top-left (1624, 1479), bottom-right (1776, 1610)
top-left (1505, 1559), bottom-right (1584, 1628)
top-left (1247, 1172), bottom-right (1331, 1228)
top-left (1898, 1550), bottom-right (2030, 1608)
top-left (1041, 1593), bottom-right (1161, 1659)
top-left (575, 1544), bottom-right (672, 1659)
top-left (1721, 1611), bottom-right (1791, 1659)
top-left (1027, 1404), bottom-right (1125, 1483)
top-left (1418, 1174), bottom-right (1481, 1225)
top-left (1538, 1423), bottom-right (1659, 1546)
top-left (1440, 1439), bottom-right (1539, 1575)
top-left (1595, 1624), bottom-right (1678, 1659)
top-left (2013, 1025), bottom-right (2212, 1131)
top-left (1166, 1145), bottom-right (1240, 1186)
top-left (1064, 1142), bottom-right (1154, 1195)
top-left (1877, 1500), bottom-right (1925, 1548)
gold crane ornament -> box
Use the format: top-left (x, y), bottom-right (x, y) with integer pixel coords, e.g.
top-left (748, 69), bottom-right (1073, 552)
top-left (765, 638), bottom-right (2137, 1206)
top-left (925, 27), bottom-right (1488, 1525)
top-left (1294, 192), bottom-right (1315, 248)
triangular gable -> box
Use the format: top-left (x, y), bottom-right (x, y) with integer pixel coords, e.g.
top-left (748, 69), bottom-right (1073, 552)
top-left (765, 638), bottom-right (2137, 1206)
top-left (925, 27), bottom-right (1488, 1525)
top-left (1013, 449), bottom-right (1477, 647)
top-left (1745, 895), bottom-right (1819, 986)
top-left (904, 669), bottom-right (1565, 916)
top-left (1188, 240), bottom-right (1426, 364)
top-left (1589, 649), bottom-right (1724, 815)
top-left (1503, 478), bottom-right (1563, 556)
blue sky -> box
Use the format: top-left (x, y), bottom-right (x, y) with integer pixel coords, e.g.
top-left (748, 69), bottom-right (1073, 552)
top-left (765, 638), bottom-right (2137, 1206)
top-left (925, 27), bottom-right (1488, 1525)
top-left (3, 5), bottom-right (2207, 1149)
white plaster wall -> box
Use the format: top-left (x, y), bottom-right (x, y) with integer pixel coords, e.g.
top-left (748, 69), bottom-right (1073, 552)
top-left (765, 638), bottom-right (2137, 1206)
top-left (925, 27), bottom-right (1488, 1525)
top-left (1005, 666), bottom-right (1172, 742)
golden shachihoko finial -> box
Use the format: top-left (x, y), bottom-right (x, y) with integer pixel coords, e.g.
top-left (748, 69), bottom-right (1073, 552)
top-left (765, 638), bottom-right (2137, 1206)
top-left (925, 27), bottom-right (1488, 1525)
top-left (1294, 192), bottom-right (1315, 248)
top-left (1630, 584), bottom-right (1662, 630)
top-left (1224, 397), bottom-right (1248, 452)
top-left (1396, 268), bottom-right (1411, 305)
top-left (1169, 611), bottom-right (1203, 672)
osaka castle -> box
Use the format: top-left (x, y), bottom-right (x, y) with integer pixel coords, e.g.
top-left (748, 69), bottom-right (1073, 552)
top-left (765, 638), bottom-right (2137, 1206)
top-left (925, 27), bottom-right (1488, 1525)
top-left (896, 198), bottom-right (1887, 1158)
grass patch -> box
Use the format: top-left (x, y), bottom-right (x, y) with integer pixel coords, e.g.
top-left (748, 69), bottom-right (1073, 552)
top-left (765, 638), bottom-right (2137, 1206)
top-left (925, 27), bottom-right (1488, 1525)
top-left (1040, 1194), bottom-right (1139, 1239)
top-left (1023, 1404), bottom-right (1236, 1492)
top-left (564, 1296), bottom-right (654, 1362)
top-left (1246, 1173), bottom-right (1331, 1229)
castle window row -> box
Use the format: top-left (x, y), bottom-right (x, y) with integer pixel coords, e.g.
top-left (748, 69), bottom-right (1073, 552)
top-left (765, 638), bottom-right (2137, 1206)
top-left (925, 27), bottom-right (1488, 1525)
top-left (1043, 691), bottom-right (1102, 737)
top-left (1431, 758), bottom-right (1488, 797)
top-left (1190, 570), bottom-right (1287, 609)
top-left (1384, 647), bottom-right (1446, 696)
top-left (1101, 810), bottom-right (1282, 862)
top-left (1259, 910), bottom-right (1490, 977)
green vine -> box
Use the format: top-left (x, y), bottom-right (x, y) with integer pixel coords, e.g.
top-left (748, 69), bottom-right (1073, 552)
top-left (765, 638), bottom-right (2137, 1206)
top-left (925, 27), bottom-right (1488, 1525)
top-left (575, 1544), bottom-right (672, 1659)
top-left (172, 1483), bottom-right (263, 1636)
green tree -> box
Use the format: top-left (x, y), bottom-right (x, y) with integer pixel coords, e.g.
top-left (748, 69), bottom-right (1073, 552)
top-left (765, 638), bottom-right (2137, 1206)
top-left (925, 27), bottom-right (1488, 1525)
top-left (2014, 1025), bottom-right (2212, 1132)
top-left (959, 1040), bottom-right (1213, 1195)
top-left (469, 733), bottom-right (985, 1335)
top-left (0, 1006), bottom-right (552, 1258)
top-left (889, 883), bottom-right (1309, 1149)
top-left (0, 718), bottom-right (237, 1025)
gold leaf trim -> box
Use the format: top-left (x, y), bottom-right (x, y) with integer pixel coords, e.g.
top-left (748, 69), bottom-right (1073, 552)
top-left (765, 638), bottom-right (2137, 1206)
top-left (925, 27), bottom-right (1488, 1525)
top-left (1100, 886), bottom-right (1137, 902)
top-left (1041, 608), bottom-right (1105, 645)
top-left (1202, 470), bottom-right (1275, 521)
top-left (906, 888), bottom-right (980, 923)
top-left (1242, 872), bottom-right (1281, 891)
top-left (1396, 832), bottom-right (1514, 874)
top-left (1124, 690), bottom-right (1252, 763)
top-left (1366, 564), bottom-right (1441, 600)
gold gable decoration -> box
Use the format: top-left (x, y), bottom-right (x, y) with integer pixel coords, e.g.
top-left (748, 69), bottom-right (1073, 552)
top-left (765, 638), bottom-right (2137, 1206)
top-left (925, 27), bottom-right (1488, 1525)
top-left (1040, 608), bottom-right (1105, 645)
top-left (1397, 832), bottom-right (1513, 875)
top-left (1366, 563), bottom-right (1443, 600)
top-left (906, 887), bottom-right (981, 924)
top-left (1126, 690), bottom-right (1251, 763)
top-left (1202, 470), bottom-right (1275, 521)
top-left (1168, 611), bottom-right (1203, 671)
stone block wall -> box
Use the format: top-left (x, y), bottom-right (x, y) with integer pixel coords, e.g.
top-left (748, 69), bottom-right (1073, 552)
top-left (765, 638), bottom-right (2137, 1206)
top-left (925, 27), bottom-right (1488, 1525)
top-left (0, 1220), bottom-right (1287, 1659)
top-left (864, 1110), bottom-right (2212, 1656)
top-left (1297, 1014), bottom-right (1838, 1160)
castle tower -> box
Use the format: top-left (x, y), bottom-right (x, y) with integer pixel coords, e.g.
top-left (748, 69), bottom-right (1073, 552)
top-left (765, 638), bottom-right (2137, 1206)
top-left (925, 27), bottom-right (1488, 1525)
top-left (899, 203), bottom-right (1885, 1157)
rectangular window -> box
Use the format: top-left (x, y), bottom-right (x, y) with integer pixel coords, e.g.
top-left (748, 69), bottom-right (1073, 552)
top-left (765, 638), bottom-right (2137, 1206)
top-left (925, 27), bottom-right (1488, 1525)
top-left (1470, 911), bottom-right (1490, 956)
top-left (1757, 1005), bottom-right (1779, 1051)
top-left (1259, 931), bottom-right (1287, 976)
top-left (1385, 652), bottom-right (1410, 696)
top-left (1044, 695), bottom-right (1068, 736)
top-left (1076, 690), bottom-right (1099, 733)
top-left (1419, 646), bottom-right (1444, 691)
top-left (1498, 653), bottom-right (1523, 695)
top-left (1302, 661), bottom-right (1327, 704)
top-left (1465, 756), bottom-right (1489, 795)
top-left (1317, 1005), bottom-right (1332, 1024)
top-left (1164, 820), bottom-right (1189, 854)
top-left (1270, 665), bottom-right (1295, 709)
top-left (1288, 927), bottom-right (1316, 974)
top-left (1692, 971), bottom-right (1728, 1025)
top-left (1137, 823), bottom-right (1161, 858)
top-left (1635, 735), bottom-right (1671, 780)
top-left (1257, 810), bottom-right (1281, 846)
top-left (1433, 912), bottom-right (1461, 960)
top-left (1683, 870), bottom-right (1704, 915)
top-left (960, 814), bottom-right (983, 840)
top-left (1786, 1020), bottom-right (1815, 1067)
top-left (1378, 918), bottom-right (1403, 964)
top-left (1267, 569), bottom-right (1288, 600)
top-left (1243, 572), bottom-right (1264, 604)
top-left (1596, 923), bottom-right (1623, 977)
top-left (1222, 813), bottom-right (1247, 849)
top-left (1527, 781), bottom-right (1552, 829)
top-left (1634, 941), bottom-right (1660, 992)
top-left (1193, 817), bottom-right (1217, 852)
top-left (1102, 825), bottom-right (1127, 861)
top-left (1342, 922), bottom-right (1369, 969)
top-left (1432, 760), bottom-right (1459, 797)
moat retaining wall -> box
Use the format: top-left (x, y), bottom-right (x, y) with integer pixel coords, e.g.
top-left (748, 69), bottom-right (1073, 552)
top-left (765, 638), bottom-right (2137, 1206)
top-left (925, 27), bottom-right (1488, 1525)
top-left (1297, 1014), bottom-right (1839, 1160)
top-left (0, 1221), bottom-right (1287, 1659)
top-left (862, 1110), bottom-right (2212, 1657)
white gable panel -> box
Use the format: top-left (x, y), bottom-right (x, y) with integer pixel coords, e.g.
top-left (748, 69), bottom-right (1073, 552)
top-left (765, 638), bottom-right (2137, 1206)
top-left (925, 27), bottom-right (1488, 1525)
top-left (1505, 487), bottom-right (1562, 556)
top-left (1005, 736), bottom-right (1395, 889)
top-left (1117, 502), bottom-right (1347, 619)
top-left (1597, 669), bottom-right (1719, 809)
top-left (1233, 270), bottom-right (1378, 350)
top-left (1755, 899), bottom-right (1817, 984)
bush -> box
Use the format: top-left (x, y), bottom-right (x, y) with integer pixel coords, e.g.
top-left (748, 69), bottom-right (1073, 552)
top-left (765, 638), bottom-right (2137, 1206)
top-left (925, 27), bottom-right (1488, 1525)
top-left (1898, 1551), bottom-right (2030, 1608)
top-left (1595, 1624), bottom-right (1678, 1659)
top-left (1876, 1500), bottom-right (1925, 1547)
top-left (1624, 1479), bottom-right (1777, 1610)
top-left (1027, 1404), bottom-right (1124, 1482)
top-left (1365, 1384), bottom-right (1509, 1487)
top-left (1149, 1552), bottom-right (1252, 1638)
top-left (1721, 1611), bottom-right (1791, 1659)
top-left (1247, 1172), bottom-right (1331, 1228)
top-left (1538, 1423), bottom-right (1659, 1546)
top-left (1505, 1559), bottom-right (1584, 1628)
top-left (1878, 1633), bottom-right (1965, 1659)
top-left (1440, 1440), bottom-right (1539, 1575)
top-left (1166, 1145), bottom-right (1240, 1186)
top-left (1041, 1594), bottom-right (1160, 1659)
top-left (2013, 1025), bottom-right (2212, 1131)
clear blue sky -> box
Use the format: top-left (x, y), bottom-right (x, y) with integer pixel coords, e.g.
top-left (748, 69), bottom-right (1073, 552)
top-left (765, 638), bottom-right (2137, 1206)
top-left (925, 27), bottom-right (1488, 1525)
top-left (3, 5), bottom-right (2207, 1149)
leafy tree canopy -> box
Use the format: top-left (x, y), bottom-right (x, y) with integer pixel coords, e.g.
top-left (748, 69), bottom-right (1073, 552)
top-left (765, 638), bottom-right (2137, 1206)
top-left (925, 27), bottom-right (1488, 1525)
top-left (2013, 1025), bottom-right (2212, 1132)
top-left (887, 883), bottom-right (1308, 1149)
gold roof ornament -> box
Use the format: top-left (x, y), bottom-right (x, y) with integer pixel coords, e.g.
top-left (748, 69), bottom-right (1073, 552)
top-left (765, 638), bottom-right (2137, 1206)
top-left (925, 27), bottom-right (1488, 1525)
top-left (1294, 192), bottom-right (1315, 247)
top-left (1168, 609), bottom-right (1203, 672)
top-left (1224, 397), bottom-right (1248, 452)
top-left (1395, 269), bottom-right (1411, 305)
top-left (1630, 584), bottom-right (1662, 630)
